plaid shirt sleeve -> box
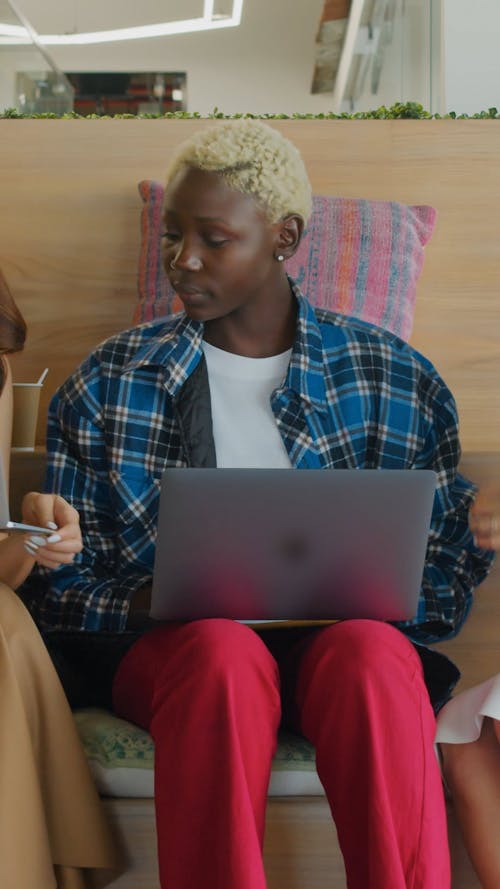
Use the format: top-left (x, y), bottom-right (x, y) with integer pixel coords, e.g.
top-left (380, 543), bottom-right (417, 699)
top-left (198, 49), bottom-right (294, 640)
top-left (395, 385), bottom-right (494, 644)
top-left (22, 350), bottom-right (153, 631)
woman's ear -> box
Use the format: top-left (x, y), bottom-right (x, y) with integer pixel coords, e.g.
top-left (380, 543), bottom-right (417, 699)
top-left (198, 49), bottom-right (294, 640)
top-left (274, 214), bottom-right (304, 260)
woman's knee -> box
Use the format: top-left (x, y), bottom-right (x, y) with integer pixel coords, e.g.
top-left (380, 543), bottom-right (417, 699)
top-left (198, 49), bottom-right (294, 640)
top-left (306, 619), bottom-right (417, 675)
top-left (168, 619), bottom-right (277, 676)
top-left (121, 618), bottom-right (279, 692)
top-left (114, 619), bottom-right (280, 727)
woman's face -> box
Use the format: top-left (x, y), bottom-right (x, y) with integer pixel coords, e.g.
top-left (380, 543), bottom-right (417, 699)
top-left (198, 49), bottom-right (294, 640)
top-left (162, 167), bottom-right (286, 324)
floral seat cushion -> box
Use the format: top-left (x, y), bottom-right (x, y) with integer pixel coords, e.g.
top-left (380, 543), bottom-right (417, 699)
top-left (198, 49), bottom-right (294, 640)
top-left (74, 708), bottom-right (323, 798)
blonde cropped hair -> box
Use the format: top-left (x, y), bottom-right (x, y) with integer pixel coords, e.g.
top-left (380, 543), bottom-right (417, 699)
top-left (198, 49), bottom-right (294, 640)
top-left (165, 120), bottom-right (312, 224)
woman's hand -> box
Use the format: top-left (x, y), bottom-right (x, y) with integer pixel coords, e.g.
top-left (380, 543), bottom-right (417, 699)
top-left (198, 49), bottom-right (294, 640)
top-left (21, 492), bottom-right (83, 569)
top-left (470, 488), bottom-right (500, 551)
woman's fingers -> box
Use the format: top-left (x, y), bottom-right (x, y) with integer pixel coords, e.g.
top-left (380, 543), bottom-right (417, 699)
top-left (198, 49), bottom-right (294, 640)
top-left (21, 493), bottom-right (83, 568)
top-left (21, 492), bottom-right (80, 532)
top-left (470, 509), bottom-right (500, 550)
top-left (52, 494), bottom-right (80, 527)
top-left (23, 534), bottom-right (81, 567)
top-left (32, 548), bottom-right (79, 568)
top-left (21, 492), bottom-right (56, 529)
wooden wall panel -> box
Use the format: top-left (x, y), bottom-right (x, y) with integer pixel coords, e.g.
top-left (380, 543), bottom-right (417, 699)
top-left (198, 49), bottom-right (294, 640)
top-left (0, 120), bottom-right (499, 450)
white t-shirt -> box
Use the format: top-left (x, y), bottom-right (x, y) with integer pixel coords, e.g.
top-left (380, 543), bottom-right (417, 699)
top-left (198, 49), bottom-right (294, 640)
top-left (202, 340), bottom-right (292, 469)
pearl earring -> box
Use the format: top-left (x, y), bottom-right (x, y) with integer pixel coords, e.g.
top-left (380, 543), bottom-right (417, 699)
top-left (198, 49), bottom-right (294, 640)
top-left (276, 254), bottom-right (285, 262)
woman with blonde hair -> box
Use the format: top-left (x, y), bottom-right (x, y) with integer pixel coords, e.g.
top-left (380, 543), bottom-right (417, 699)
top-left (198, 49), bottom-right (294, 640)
top-left (0, 269), bottom-right (121, 889)
top-left (27, 119), bottom-right (493, 889)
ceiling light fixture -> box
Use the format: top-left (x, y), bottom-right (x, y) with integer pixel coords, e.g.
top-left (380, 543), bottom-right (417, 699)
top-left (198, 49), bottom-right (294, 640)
top-left (0, 0), bottom-right (244, 45)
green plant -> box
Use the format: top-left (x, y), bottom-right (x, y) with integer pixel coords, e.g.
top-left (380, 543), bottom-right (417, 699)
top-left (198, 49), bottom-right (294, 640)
top-left (1, 102), bottom-right (498, 120)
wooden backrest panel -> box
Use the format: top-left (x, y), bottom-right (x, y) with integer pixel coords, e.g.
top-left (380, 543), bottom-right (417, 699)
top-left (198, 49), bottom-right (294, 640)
top-left (1, 119), bottom-right (499, 450)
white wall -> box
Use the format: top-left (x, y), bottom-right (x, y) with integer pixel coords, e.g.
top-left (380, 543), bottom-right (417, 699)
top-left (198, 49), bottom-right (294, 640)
top-left (0, 0), bottom-right (498, 115)
top-left (444, 0), bottom-right (500, 114)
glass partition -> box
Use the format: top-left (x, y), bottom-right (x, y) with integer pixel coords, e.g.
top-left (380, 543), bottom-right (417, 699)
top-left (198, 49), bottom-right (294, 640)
top-left (311, 0), bottom-right (442, 114)
top-left (0, 0), bottom-right (74, 113)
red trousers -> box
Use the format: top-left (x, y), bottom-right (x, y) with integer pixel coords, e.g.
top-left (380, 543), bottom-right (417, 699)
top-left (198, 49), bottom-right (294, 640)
top-left (112, 619), bottom-right (450, 889)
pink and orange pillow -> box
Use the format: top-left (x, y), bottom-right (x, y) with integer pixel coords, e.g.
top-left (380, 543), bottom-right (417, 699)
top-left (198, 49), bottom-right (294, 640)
top-left (134, 179), bottom-right (436, 341)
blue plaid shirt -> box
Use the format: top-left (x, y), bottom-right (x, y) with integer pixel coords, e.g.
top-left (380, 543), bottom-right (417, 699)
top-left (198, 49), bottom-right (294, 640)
top-left (23, 284), bottom-right (493, 640)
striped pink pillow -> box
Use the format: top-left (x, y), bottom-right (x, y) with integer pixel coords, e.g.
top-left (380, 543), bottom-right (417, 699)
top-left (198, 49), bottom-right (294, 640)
top-left (135, 180), bottom-right (436, 341)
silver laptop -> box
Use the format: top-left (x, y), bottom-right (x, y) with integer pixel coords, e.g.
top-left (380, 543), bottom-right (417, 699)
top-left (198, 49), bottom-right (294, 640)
top-left (0, 458), bottom-right (52, 535)
top-left (150, 468), bottom-right (436, 622)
